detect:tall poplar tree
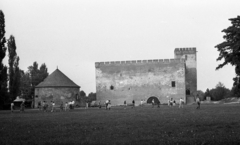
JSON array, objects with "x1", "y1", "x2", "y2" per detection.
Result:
[
  {"x1": 215, "y1": 16, "x2": 240, "y2": 96},
  {"x1": 0, "y1": 10, "x2": 8, "y2": 108},
  {"x1": 8, "y1": 35, "x2": 20, "y2": 101}
]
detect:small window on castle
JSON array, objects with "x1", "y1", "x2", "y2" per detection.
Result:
[
  {"x1": 35, "y1": 95, "x2": 38, "y2": 98},
  {"x1": 110, "y1": 85, "x2": 114, "y2": 90},
  {"x1": 171, "y1": 81, "x2": 176, "y2": 87},
  {"x1": 186, "y1": 89, "x2": 190, "y2": 95}
]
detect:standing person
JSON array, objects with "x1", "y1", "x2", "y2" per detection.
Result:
[
  {"x1": 72, "y1": 100, "x2": 75, "y2": 109},
  {"x1": 105, "y1": 100, "x2": 109, "y2": 110},
  {"x1": 157, "y1": 101, "x2": 160, "y2": 108},
  {"x1": 98, "y1": 101, "x2": 101, "y2": 109},
  {"x1": 11, "y1": 102, "x2": 14, "y2": 113},
  {"x1": 196, "y1": 97, "x2": 200, "y2": 109},
  {"x1": 179, "y1": 98, "x2": 184, "y2": 108},
  {"x1": 152, "y1": 99, "x2": 155, "y2": 108},
  {"x1": 51, "y1": 101, "x2": 55, "y2": 112},
  {"x1": 107, "y1": 100, "x2": 111, "y2": 110},
  {"x1": 65, "y1": 102, "x2": 68, "y2": 111},
  {"x1": 60, "y1": 102, "x2": 64, "y2": 111},
  {"x1": 124, "y1": 100, "x2": 127, "y2": 109},
  {"x1": 140, "y1": 100, "x2": 143, "y2": 107},
  {"x1": 170, "y1": 98, "x2": 173, "y2": 107},
  {"x1": 42, "y1": 101, "x2": 46, "y2": 112},
  {"x1": 38, "y1": 101, "x2": 42, "y2": 110},
  {"x1": 20, "y1": 101, "x2": 25, "y2": 112},
  {"x1": 132, "y1": 100, "x2": 135, "y2": 108},
  {"x1": 173, "y1": 100, "x2": 176, "y2": 106}
]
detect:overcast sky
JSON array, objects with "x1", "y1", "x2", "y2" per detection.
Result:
[{"x1": 1, "y1": 0, "x2": 239, "y2": 94}]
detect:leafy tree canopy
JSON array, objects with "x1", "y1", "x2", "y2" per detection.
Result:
[{"x1": 215, "y1": 16, "x2": 240, "y2": 96}]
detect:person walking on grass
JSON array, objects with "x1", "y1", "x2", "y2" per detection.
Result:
[
  {"x1": 152, "y1": 99, "x2": 155, "y2": 108},
  {"x1": 107, "y1": 100, "x2": 111, "y2": 110},
  {"x1": 124, "y1": 100, "x2": 127, "y2": 109},
  {"x1": 196, "y1": 97, "x2": 200, "y2": 109},
  {"x1": 105, "y1": 100, "x2": 109, "y2": 110},
  {"x1": 60, "y1": 102, "x2": 64, "y2": 111},
  {"x1": 179, "y1": 98, "x2": 184, "y2": 108},
  {"x1": 65, "y1": 102, "x2": 68, "y2": 111},
  {"x1": 20, "y1": 101, "x2": 25, "y2": 112},
  {"x1": 51, "y1": 101, "x2": 55, "y2": 112},
  {"x1": 140, "y1": 100, "x2": 143, "y2": 107},
  {"x1": 157, "y1": 101, "x2": 160, "y2": 108},
  {"x1": 11, "y1": 102, "x2": 14, "y2": 113},
  {"x1": 132, "y1": 100, "x2": 135, "y2": 109},
  {"x1": 99, "y1": 101, "x2": 101, "y2": 109}
]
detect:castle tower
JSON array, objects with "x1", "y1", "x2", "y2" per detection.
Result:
[{"x1": 174, "y1": 48, "x2": 197, "y2": 103}]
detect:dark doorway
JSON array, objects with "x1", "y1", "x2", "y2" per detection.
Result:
[{"x1": 147, "y1": 96, "x2": 160, "y2": 104}]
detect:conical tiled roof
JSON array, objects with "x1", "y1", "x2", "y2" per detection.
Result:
[{"x1": 35, "y1": 69, "x2": 80, "y2": 88}]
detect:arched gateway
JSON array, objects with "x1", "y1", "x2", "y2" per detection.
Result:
[{"x1": 147, "y1": 96, "x2": 160, "y2": 104}]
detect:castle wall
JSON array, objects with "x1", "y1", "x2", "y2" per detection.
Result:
[
  {"x1": 95, "y1": 59, "x2": 186, "y2": 106},
  {"x1": 34, "y1": 87, "x2": 79, "y2": 107}
]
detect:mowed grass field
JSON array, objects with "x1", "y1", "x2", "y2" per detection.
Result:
[{"x1": 1, "y1": 104, "x2": 240, "y2": 145}]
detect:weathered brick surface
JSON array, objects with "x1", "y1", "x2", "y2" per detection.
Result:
[
  {"x1": 95, "y1": 59, "x2": 186, "y2": 106},
  {"x1": 34, "y1": 87, "x2": 79, "y2": 107},
  {"x1": 95, "y1": 48, "x2": 197, "y2": 105}
]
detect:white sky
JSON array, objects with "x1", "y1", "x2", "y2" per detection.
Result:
[{"x1": 1, "y1": 0, "x2": 239, "y2": 94}]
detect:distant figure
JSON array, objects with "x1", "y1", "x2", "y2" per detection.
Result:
[
  {"x1": 168, "y1": 99, "x2": 170, "y2": 106},
  {"x1": 60, "y1": 102, "x2": 64, "y2": 111},
  {"x1": 51, "y1": 101, "x2": 55, "y2": 112},
  {"x1": 170, "y1": 98, "x2": 173, "y2": 107},
  {"x1": 152, "y1": 99, "x2": 155, "y2": 108},
  {"x1": 38, "y1": 101, "x2": 42, "y2": 110},
  {"x1": 179, "y1": 98, "x2": 184, "y2": 108},
  {"x1": 107, "y1": 100, "x2": 111, "y2": 110},
  {"x1": 11, "y1": 102, "x2": 14, "y2": 113},
  {"x1": 65, "y1": 102, "x2": 68, "y2": 111},
  {"x1": 99, "y1": 101, "x2": 101, "y2": 109},
  {"x1": 71, "y1": 100, "x2": 75, "y2": 109},
  {"x1": 124, "y1": 100, "x2": 127, "y2": 109},
  {"x1": 173, "y1": 100, "x2": 176, "y2": 106},
  {"x1": 42, "y1": 101, "x2": 46, "y2": 112},
  {"x1": 140, "y1": 100, "x2": 143, "y2": 106},
  {"x1": 157, "y1": 101, "x2": 160, "y2": 108},
  {"x1": 20, "y1": 101, "x2": 25, "y2": 112},
  {"x1": 105, "y1": 100, "x2": 109, "y2": 110},
  {"x1": 123, "y1": 100, "x2": 127, "y2": 109},
  {"x1": 196, "y1": 97, "x2": 200, "y2": 109},
  {"x1": 132, "y1": 100, "x2": 135, "y2": 108}
]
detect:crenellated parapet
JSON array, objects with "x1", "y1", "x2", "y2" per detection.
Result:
[
  {"x1": 174, "y1": 47, "x2": 196, "y2": 55},
  {"x1": 95, "y1": 58, "x2": 185, "y2": 68}
]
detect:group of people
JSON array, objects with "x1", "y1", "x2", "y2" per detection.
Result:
[
  {"x1": 37, "y1": 100, "x2": 75, "y2": 112},
  {"x1": 10, "y1": 101, "x2": 25, "y2": 113}
]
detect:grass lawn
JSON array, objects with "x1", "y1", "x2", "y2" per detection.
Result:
[{"x1": 0, "y1": 104, "x2": 240, "y2": 145}]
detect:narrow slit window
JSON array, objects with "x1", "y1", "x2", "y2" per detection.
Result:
[{"x1": 171, "y1": 81, "x2": 176, "y2": 87}]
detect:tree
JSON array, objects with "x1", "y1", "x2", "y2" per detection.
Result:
[
  {"x1": 206, "y1": 82, "x2": 231, "y2": 101},
  {"x1": 0, "y1": 10, "x2": 8, "y2": 108},
  {"x1": 8, "y1": 35, "x2": 21, "y2": 101},
  {"x1": 215, "y1": 16, "x2": 240, "y2": 97},
  {"x1": 79, "y1": 90, "x2": 86, "y2": 97},
  {"x1": 19, "y1": 71, "x2": 31, "y2": 99},
  {"x1": 27, "y1": 62, "x2": 48, "y2": 98},
  {"x1": 88, "y1": 92, "x2": 96, "y2": 102}
]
